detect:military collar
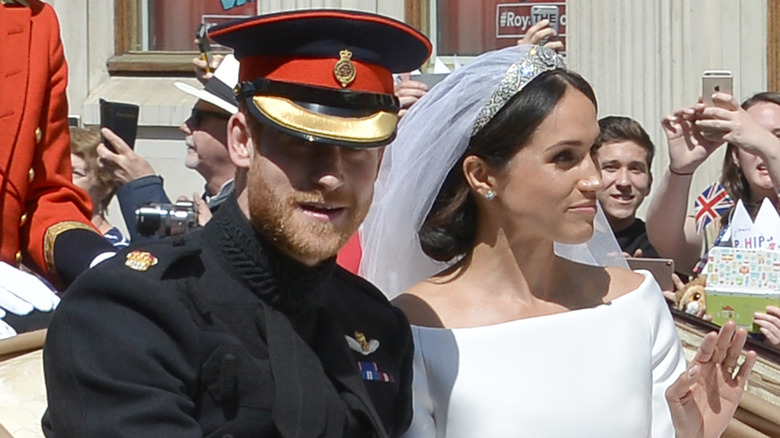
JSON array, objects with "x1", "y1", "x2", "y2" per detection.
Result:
[{"x1": 202, "y1": 194, "x2": 336, "y2": 313}]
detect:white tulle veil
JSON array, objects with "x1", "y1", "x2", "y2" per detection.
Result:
[{"x1": 359, "y1": 45, "x2": 627, "y2": 298}]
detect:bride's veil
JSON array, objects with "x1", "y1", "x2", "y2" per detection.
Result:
[{"x1": 359, "y1": 45, "x2": 627, "y2": 299}]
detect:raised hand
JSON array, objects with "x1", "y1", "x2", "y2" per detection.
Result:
[
  {"x1": 97, "y1": 128, "x2": 156, "y2": 185},
  {"x1": 696, "y1": 93, "x2": 780, "y2": 159},
  {"x1": 395, "y1": 73, "x2": 428, "y2": 118},
  {"x1": 661, "y1": 104, "x2": 724, "y2": 175},
  {"x1": 666, "y1": 320, "x2": 757, "y2": 438},
  {"x1": 517, "y1": 19, "x2": 564, "y2": 52}
]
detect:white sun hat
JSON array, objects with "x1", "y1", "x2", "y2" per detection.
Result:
[{"x1": 175, "y1": 54, "x2": 240, "y2": 115}]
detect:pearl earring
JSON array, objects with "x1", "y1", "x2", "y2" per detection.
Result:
[{"x1": 485, "y1": 190, "x2": 496, "y2": 200}]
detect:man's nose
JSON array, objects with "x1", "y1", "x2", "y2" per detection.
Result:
[{"x1": 312, "y1": 146, "x2": 346, "y2": 191}]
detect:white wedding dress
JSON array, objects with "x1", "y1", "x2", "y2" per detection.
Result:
[{"x1": 403, "y1": 271, "x2": 686, "y2": 438}]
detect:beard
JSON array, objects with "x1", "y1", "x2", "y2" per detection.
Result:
[{"x1": 246, "y1": 163, "x2": 369, "y2": 265}]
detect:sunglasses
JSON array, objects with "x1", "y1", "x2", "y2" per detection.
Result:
[{"x1": 189, "y1": 108, "x2": 231, "y2": 127}]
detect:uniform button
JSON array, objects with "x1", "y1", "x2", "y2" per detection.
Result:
[
  {"x1": 15, "y1": 251, "x2": 22, "y2": 265},
  {"x1": 35, "y1": 127, "x2": 43, "y2": 143},
  {"x1": 28, "y1": 167, "x2": 35, "y2": 182},
  {"x1": 19, "y1": 213, "x2": 27, "y2": 226}
]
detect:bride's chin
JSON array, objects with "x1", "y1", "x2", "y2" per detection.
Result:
[{"x1": 554, "y1": 228, "x2": 595, "y2": 245}]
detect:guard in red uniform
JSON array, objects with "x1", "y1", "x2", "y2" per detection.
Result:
[{"x1": 0, "y1": 0, "x2": 114, "y2": 332}]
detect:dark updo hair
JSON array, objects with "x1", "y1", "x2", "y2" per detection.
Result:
[
  {"x1": 720, "y1": 91, "x2": 780, "y2": 222},
  {"x1": 418, "y1": 69, "x2": 598, "y2": 262}
]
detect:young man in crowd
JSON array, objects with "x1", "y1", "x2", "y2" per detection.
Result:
[
  {"x1": 43, "y1": 10, "x2": 431, "y2": 437},
  {"x1": 593, "y1": 116, "x2": 660, "y2": 258}
]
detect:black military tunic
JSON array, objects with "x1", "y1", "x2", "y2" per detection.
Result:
[{"x1": 42, "y1": 195, "x2": 413, "y2": 437}]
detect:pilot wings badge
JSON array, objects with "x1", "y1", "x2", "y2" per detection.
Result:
[{"x1": 345, "y1": 331, "x2": 379, "y2": 356}]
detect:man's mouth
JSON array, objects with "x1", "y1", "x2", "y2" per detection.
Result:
[
  {"x1": 609, "y1": 193, "x2": 635, "y2": 204},
  {"x1": 298, "y1": 202, "x2": 346, "y2": 221}
]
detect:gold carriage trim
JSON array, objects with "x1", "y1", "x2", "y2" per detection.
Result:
[{"x1": 252, "y1": 95, "x2": 398, "y2": 144}]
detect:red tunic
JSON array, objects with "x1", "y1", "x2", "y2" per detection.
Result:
[{"x1": 0, "y1": 0, "x2": 97, "y2": 281}]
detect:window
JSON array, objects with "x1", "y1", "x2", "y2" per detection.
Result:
[{"x1": 111, "y1": 0, "x2": 259, "y2": 73}]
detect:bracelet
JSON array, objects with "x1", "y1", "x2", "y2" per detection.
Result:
[{"x1": 668, "y1": 165, "x2": 694, "y2": 176}]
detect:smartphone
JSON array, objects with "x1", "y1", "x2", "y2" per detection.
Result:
[
  {"x1": 626, "y1": 257, "x2": 675, "y2": 291},
  {"x1": 701, "y1": 70, "x2": 733, "y2": 107},
  {"x1": 530, "y1": 5, "x2": 560, "y2": 44},
  {"x1": 99, "y1": 98, "x2": 139, "y2": 151},
  {"x1": 196, "y1": 23, "x2": 213, "y2": 74},
  {"x1": 410, "y1": 73, "x2": 448, "y2": 89}
]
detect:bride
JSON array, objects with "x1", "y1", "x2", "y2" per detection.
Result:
[{"x1": 360, "y1": 44, "x2": 756, "y2": 438}]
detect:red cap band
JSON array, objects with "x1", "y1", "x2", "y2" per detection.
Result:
[{"x1": 239, "y1": 55, "x2": 394, "y2": 94}]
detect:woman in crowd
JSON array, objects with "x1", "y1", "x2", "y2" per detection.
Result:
[
  {"x1": 360, "y1": 44, "x2": 755, "y2": 438},
  {"x1": 70, "y1": 126, "x2": 129, "y2": 248},
  {"x1": 646, "y1": 93, "x2": 780, "y2": 345}
]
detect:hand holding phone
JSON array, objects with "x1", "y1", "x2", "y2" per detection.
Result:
[
  {"x1": 99, "y1": 98, "x2": 139, "y2": 152},
  {"x1": 529, "y1": 5, "x2": 560, "y2": 45},
  {"x1": 196, "y1": 24, "x2": 214, "y2": 74},
  {"x1": 701, "y1": 70, "x2": 733, "y2": 107}
]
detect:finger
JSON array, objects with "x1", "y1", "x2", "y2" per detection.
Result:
[
  {"x1": 0, "y1": 286, "x2": 34, "y2": 316},
  {"x1": 95, "y1": 144, "x2": 120, "y2": 166},
  {"x1": 754, "y1": 319, "x2": 780, "y2": 346},
  {"x1": 711, "y1": 320, "x2": 737, "y2": 364},
  {"x1": 176, "y1": 195, "x2": 190, "y2": 203},
  {"x1": 723, "y1": 327, "x2": 748, "y2": 374},
  {"x1": 526, "y1": 18, "x2": 550, "y2": 36},
  {"x1": 395, "y1": 86, "x2": 428, "y2": 98},
  {"x1": 671, "y1": 273, "x2": 686, "y2": 291},
  {"x1": 100, "y1": 128, "x2": 132, "y2": 154},
  {"x1": 543, "y1": 40, "x2": 565, "y2": 52},
  {"x1": 632, "y1": 248, "x2": 643, "y2": 258},
  {"x1": 398, "y1": 96, "x2": 420, "y2": 110},
  {"x1": 765, "y1": 306, "x2": 780, "y2": 317},
  {"x1": 735, "y1": 350, "x2": 757, "y2": 385},
  {"x1": 665, "y1": 362, "x2": 699, "y2": 402},
  {"x1": 711, "y1": 92, "x2": 739, "y2": 110},
  {"x1": 532, "y1": 28, "x2": 556, "y2": 42},
  {"x1": 398, "y1": 72, "x2": 411, "y2": 82},
  {"x1": 692, "y1": 331, "x2": 718, "y2": 364}
]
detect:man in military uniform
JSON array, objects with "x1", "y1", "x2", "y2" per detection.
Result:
[
  {"x1": 0, "y1": 0, "x2": 115, "y2": 336},
  {"x1": 43, "y1": 10, "x2": 431, "y2": 437}
]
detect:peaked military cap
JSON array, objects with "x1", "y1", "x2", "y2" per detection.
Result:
[{"x1": 208, "y1": 9, "x2": 431, "y2": 148}]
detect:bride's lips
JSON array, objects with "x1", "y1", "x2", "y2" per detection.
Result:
[{"x1": 569, "y1": 200, "x2": 597, "y2": 214}]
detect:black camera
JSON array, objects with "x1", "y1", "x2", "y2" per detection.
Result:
[{"x1": 135, "y1": 201, "x2": 198, "y2": 237}]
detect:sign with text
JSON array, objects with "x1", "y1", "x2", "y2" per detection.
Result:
[{"x1": 496, "y1": 2, "x2": 567, "y2": 47}]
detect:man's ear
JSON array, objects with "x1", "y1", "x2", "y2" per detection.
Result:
[
  {"x1": 645, "y1": 172, "x2": 653, "y2": 196},
  {"x1": 227, "y1": 112, "x2": 253, "y2": 169},
  {"x1": 462, "y1": 155, "x2": 496, "y2": 198},
  {"x1": 373, "y1": 148, "x2": 385, "y2": 182}
]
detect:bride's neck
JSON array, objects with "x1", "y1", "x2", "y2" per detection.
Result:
[{"x1": 459, "y1": 230, "x2": 561, "y2": 301}]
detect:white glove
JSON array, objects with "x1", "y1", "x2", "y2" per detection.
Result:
[
  {"x1": 0, "y1": 262, "x2": 60, "y2": 316},
  {"x1": 0, "y1": 317, "x2": 17, "y2": 340}
]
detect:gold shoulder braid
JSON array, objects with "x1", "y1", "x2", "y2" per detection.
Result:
[
  {"x1": 1, "y1": 0, "x2": 31, "y2": 7},
  {"x1": 44, "y1": 221, "x2": 101, "y2": 276}
]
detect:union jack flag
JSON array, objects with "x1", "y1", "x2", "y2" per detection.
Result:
[{"x1": 694, "y1": 182, "x2": 733, "y2": 233}]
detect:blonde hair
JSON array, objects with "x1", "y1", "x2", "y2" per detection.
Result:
[{"x1": 70, "y1": 126, "x2": 116, "y2": 212}]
